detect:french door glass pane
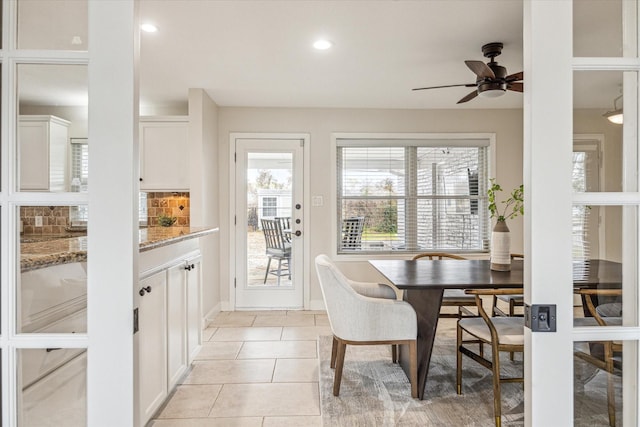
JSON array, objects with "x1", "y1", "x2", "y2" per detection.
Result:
[
  {"x1": 572, "y1": 205, "x2": 637, "y2": 327},
  {"x1": 17, "y1": 0, "x2": 87, "y2": 50},
  {"x1": 18, "y1": 206, "x2": 87, "y2": 334},
  {"x1": 573, "y1": 0, "x2": 626, "y2": 57},
  {"x1": 246, "y1": 152, "x2": 293, "y2": 287},
  {"x1": 17, "y1": 64, "x2": 88, "y2": 193},
  {"x1": 19, "y1": 348, "x2": 86, "y2": 426},
  {"x1": 574, "y1": 339, "x2": 637, "y2": 426}
]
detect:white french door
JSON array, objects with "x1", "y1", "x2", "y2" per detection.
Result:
[
  {"x1": 233, "y1": 136, "x2": 306, "y2": 309},
  {"x1": 526, "y1": 1, "x2": 640, "y2": 426}
]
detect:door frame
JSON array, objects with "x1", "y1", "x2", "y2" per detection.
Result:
[{"x1": 228, "y1": 133, "x2": 311, "y2": 310}]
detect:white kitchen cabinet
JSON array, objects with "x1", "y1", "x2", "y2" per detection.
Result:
[
  {"x1": 186, "y1": 257, "x2": 202, "y2": 362},
  {"x1": 135, "y1": 270, "x2": 167, "y2": 427},
  {"x1": 135, "y1": 245, "x2": 204, "y2": 427},
  {"x1": 19, "y1": 115, "x2": 70, "y2": 191},
  {"x1": 167, "y1": 263, "x2": 188, "y2": 390},
  {"x1": 139, "y1": 117, "x2": 189, "y2": 191}
]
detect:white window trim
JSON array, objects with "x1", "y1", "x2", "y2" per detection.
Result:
[{"x1": 330, "y1": 132, "x2": 496, "y2": 260}]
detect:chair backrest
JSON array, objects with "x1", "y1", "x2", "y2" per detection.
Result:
[
  {"x1": 412, "y1": 252, "x2": 466, "y2": 261},
  {"x1": 261, "y1": 218, "x2": 288, "y2": 250},
  {"x1": 510, "y1": 253, "x2": 524, "y2": 260},
  {"x1": 341, "y1": 217, "x2": 365, "y2": 249},
  {"x1": 275, "y1": 216, "x2": 290, "y2": 231}
]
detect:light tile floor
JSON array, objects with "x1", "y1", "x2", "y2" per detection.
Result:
[{"x1": 149, "y1": 310, "x2": 329, "y2": 427}]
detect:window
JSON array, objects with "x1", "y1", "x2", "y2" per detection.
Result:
[
  {"x1": 262, "y1": 196, "x2": 277, "y2": 217},
  {"x1": 70, "y1": 138, "x2": 89, "y2": 223},
  {"x1": 336, "y1": 135, "x2": 492, "y2": 254}
]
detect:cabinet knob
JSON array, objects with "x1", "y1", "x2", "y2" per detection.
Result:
[
  {"x1": 184, "y1": 263, "x2": 195, "y2": 271},
  {"x1": 139, "y1": 177, "x2": 143, "y2": 182},
  {"x1": 139, "y1": 285, "x2": 152, "y2": 296}
]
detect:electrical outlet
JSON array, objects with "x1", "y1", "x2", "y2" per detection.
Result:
[{"x1": 35, "y1": 216, "x2": 43, "y2": 227}]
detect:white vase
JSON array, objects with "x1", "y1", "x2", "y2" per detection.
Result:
[{"x1": 490, "y1": 220, "x2": 511, "y2": 271}]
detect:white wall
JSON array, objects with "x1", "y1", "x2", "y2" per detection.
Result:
[
  {"x1": 188, "y1": 89, "x2": 221, "y2": 319},
  {"x1": 217, "y1": 107, "x2": 525, "y2": 307}
]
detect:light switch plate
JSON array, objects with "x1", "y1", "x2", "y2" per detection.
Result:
[{"x1": 312, "y1": 196, "x2": 324, "y2": 207}]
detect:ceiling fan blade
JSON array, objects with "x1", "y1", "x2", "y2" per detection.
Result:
[
  {"x1": 457, "y1": 90, "x2": 479, "y2": 104},
  {"x1": 464, "y1": 60, "x2": 495, "y2": 79},
  {"x1": 412, "y1": 83, "x2": 476, "y2": 91},
  {"x1": 505, "y1": 71, "x2": 523, "y2": 82},
  {"x1": 507, "y1": 82, "x2": 523, "y2": 92}
]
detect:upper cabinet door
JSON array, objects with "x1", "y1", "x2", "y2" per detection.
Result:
[{"x1": 139, "y1": 118, "x2": 189, "y2": 191}]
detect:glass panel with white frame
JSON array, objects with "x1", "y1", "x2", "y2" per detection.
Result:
[
  {"x1": 17, "y1": 0, "x2": 87, "y2": 50},
  {"x1": 574, "y1": 339, "x2": 638, "y2": 426},
  {"x1": 17, "y1": 205, "x2": 87, "y2": 334},
  {"x1": 574, "y1": 0, "x2": 628, "y2": 58},
  {"x1": 17, "y1": 63, "x2": 88, "y2": 193}
]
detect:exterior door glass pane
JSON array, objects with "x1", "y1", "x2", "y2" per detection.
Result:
[
  {"x1": 246, "y1": 153, "x2": 293, "y2": 288},
  {"x1": 17, "y1": 64, "x2": 88, "y2": 193},
  {"x1": 574, "y1": 0, "x2": 626, "y2": 57},
  {"x1": 18, "y1": 206, "x2": 87, "y2": 334},
  {"x1": 18, "y1": 348, "x2": 86, "y2": 426},
  {"x1": 17, "y1": 0, "x2": 87, "y2": 50}
]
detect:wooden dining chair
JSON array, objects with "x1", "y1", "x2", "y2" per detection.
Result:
[
  {"x1": 492, "y1": 253, "x2": 525, "y2": 317},
  {"x1": 261, "y1": 218, "x2": 291, "y2": 285},
  {"x1": 457, "y1": 288, "x2": 525, "y2": 427},
  {"x1": 412, "y1": 252, "x2": 476, "y2": 319},
  {"x1": 574, "y1": 288, "x2": 623, "y2": 427}
]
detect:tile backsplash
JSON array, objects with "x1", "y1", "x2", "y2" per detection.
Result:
[
  {"x1": 21, "y1": 206, "x2": 70, "y2": 235},
  {"x1": 146, "y1": 192, "x2": 190, "y2": 227}
]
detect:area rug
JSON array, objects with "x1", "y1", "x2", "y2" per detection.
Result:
[
  {"x1": 318, "y1": 335, "x2": 524, "y2": 426},
  {"x1": 318, "y1": 336, "x2": 619, "y2": 426}
]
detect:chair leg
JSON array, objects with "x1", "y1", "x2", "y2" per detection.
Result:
[
  {"x1": 276, "y1": 258, "x2": 283, "y2": 286},
  {"x1": 456, "y1": 322, "x2": 463, "y2": 395},
  {"x1": 263, "y1": 257, "x2": 272, "y2": 284},
  {"x1": 492, "y1": 295, "x2": 498, "y2": 316},
  {"x1": 333, "y1": 339, "x2": 347, "y2": 396},
  {"x1": 508, "y1": 300, "x2": 516, "y2": 361},
  {"x1": 330, "y1": 336, "x2": 338, "y2": 369},
  {"x1": 409, "y1": 340, "x2": 418, "y2": 398},
  {"x1": 287, "y1": 256, "x2": 291, "y2": 279},
  {"x1": 392, "y1": 344, "x2": 398, "y2": 363},
  {"x1": 491, "y1": 344, "x2": 503, "y2": 427},
  {"x1": 604, "y1": 343, "x2": 616, "y2": 427}
]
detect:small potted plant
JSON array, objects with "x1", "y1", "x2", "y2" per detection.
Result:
[
  {"x1": 487, "y1": 178, "x2": 524, "y2": 271},
  {"x1": 157, "y1": 213, "x2": 177, "y2": 227}
]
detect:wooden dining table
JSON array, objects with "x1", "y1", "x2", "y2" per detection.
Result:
[{"x1": 369, "y1": 258, "x2": 622, "y2": 400}]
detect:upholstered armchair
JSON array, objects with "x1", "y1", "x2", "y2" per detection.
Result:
[{"x1": 314, "y1": 254, "x2": 418, "y2": 398}]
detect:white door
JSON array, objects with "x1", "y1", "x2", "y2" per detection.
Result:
[
  {"x1": 526, "y1": 1, "x2": 640, "y2": 426},
  {"x1": 234, "y1": 137, "x2": 305, "y2": 309}
]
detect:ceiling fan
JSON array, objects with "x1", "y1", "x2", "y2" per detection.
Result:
[{"x1": 412, "y1": 42, "x2": 523, "y2": 104}]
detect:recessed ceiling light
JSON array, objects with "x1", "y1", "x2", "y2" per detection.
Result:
[
  {"x1": 313, "y1": 39, "x2": 333, "y2": 50},
  {"x1": 140, "y1": 23, "x2": 158, "y2": 33}
]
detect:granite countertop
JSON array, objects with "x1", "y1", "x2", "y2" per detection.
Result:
[{"x1": 20, "y1": 226, "x2": 218, "y2": 272}]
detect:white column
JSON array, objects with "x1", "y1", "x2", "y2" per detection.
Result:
[{"x1": 88, "y1": 1, "x2": 139, "y2": 425}]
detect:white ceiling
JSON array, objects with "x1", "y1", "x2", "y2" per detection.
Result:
[
  {"x1": 18, "y1": 1, "x2": 625, "y2": 111},
  {"x1": 138, "y1": 0, "x2": 526, "y2": 110}
]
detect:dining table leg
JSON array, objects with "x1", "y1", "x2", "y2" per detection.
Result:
[{"x1": 398, "y1": 288, "x2": 444, "y2": 400}]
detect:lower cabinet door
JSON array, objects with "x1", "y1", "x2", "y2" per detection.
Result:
[
  {"x1": 167, "y1": 264, "x2": 188, "y2": 390},
  {"x1": 136, "y1": 271, "x2": 167, "y2": 427},
  {"x1": 186, "y1": 259, "x2": 202, "y2": 362}
]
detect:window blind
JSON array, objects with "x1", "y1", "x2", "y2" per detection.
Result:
[{"x1": 337, "y1": 138, "x2": 491, "y2": 254}]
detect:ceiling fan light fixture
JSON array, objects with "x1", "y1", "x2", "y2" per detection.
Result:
[
  {"x1": 479, "y1": 88, "x2": 506, "y2": 98},
  {"x1": 604, "y1": 109, "x2": 623, "y2": 124},
  {"x1": 603, "y1": 94, "x2": 623, "y2": 124}
]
